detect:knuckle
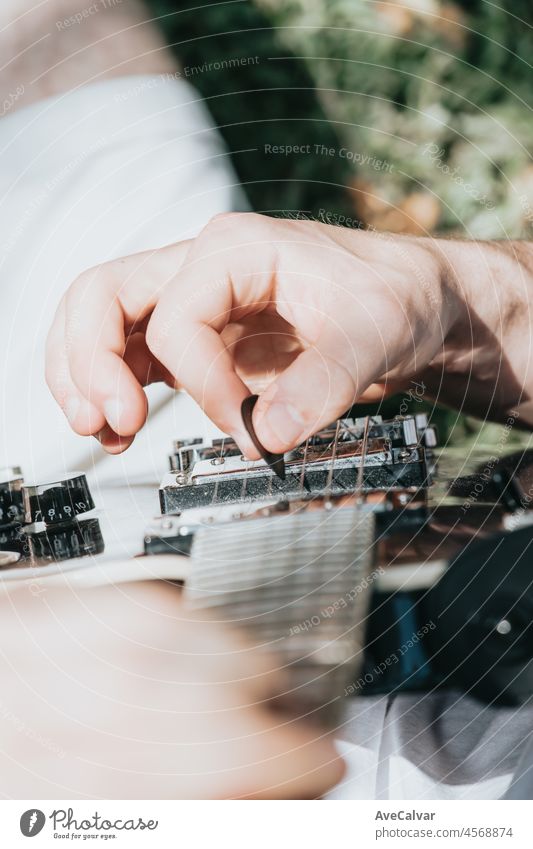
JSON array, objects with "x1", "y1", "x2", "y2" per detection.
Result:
[
  {"x1": 66, "y1": 262, "x2": 112, "y2": 306},
  {"x1": 208, "y1": 211, "x2": 240, "y2": 226},
  {"x1": 198, "y1": 212, "x2": 241, "y2": 243},
  {"x1": 207, "y1": 211, "x2": 249, "y2": 228},
  {"x1": 201, "y1": 211, "x2": 271, "y2": 245},
  {"x1": 68, "y1": 268, "x2": 94, "y2": 299}
]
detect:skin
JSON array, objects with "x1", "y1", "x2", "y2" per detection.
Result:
[
  {"x1": 0, "y1": 582, "x2": 344, "y2": 799},
  {"x1": 0, "y1": 0, "x2": 175, "y2": 109},
  {"x1": 46, "y1": 213, "x2": 533, "y2": 458}
]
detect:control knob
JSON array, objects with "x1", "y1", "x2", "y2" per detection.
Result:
[{"x1": 23, "y1": 472, "x2": 94, "y2": 525}]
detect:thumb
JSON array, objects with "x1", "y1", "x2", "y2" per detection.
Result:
[
  {"x1": 250, "y1": 293, "x2": 405, "y2": 453},
  {"x1": 251, "y1": 346, "x2": 363, "y2": 454}
]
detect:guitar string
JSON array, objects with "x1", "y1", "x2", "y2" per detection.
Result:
[
  {"x1": 299, "y1": 438, "x2": 310, "y2": 493},
  {"x1": 325, "y1": 419, "x2": 341, "y2": 501},
  {"x1": 355, "y1": 415, "x2": 370, "y2": 504}
]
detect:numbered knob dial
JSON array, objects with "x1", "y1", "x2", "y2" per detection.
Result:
[
  {"x1": 27, "y1": 517, "x2": 104, "y2": 562},
  {"x1": 0, "y1": 468, "x2": 25, "y2": 527},
  {"x1": 23, "y1": 473, "x2": 95, "y2": 525}
]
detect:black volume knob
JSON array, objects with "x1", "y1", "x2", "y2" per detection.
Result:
[
  {"x1": 0, "y1": 522, "x2": 27, "y2": 556},
  {"x1": 0, "y1": 468, "x2": 25, "y2": 527},
  {"x1": 27, "y1": 517, "x2": 104, "y2": 562},
  {"x1": 23, "y1": 473, "x2": 104, "y2": 564},
  {"x1": 23, "y1": 473, "x2": 95, "y2": 525},
  {"x1": 0, "y1": 468, "x2": 27, "y2": 556}
]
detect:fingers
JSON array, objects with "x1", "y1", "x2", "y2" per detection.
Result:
[
  {"x1": 147, "y1": 213, "x2": 411, "y2": 456},
  {"x1": 45, "y1": 298, "x2": 106, "y2": 435},
  {"x1": 251, "y1": 320, "x2": 385, "y2": 453},
  {"x1": 48, "y1": 281, "x2": 148, "y2": 439},
  {"x1": 46, "y1": 242, "x2": 190, "y2": 447},
  {"x1": 252, "y1": 306, "x2": 413, "y2": 453},
  {"x1": 190, "y1": 328, "x2": 259, "y2": 455},
  {"x1": 64, "y1": 267, "x2": 150, "y2": 438},
  {"x1": 123, "y1": 332, "x2": 177, "y2": 388},
  {"x1": 251, "y1": 350, "x2": 356, "y2": 453},
  {"x1": 150, "y1": 311, "x2": 259, "y2": 457},
  {"x1": 147, "y1": 214, "x2": 281, "y2": 458},
  {"x1": 46, "y1": 304, "x2": 144, "y2": 453},
  {"x1": 49, "y1": 212, "x2": 432, "y2": 458},
  {"x1": 94, "y1": 424, "x2": 135, "y2": 454}
]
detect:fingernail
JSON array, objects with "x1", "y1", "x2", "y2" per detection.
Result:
[
  {"x1": 103, "y1": 398, "x2": 125, "y2": 433},
  {"x1": 64, "y1": 396, "x2": 80, "y2": 425},
  {"x1": 259, "y1": 401, "x2": 306, "y2": 449}
]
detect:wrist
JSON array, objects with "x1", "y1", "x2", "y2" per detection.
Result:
[
  {"x1": 426, "y1": 237, "x2": 533, "y2": 423},
  {"x1": 432, "y1": 237, "x2": 525, "y2": 352}
]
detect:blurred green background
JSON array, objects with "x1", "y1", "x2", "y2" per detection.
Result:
[{"x1": 147, "y1": 0, "x2": 533, "y2": 450}]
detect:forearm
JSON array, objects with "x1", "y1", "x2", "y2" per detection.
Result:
[
  {"x1": 0, "y1": 0, "x2": 176, "y2": 110},
  {"x1": 425, "y1": 237, "x2": 533, "y2": 427}
]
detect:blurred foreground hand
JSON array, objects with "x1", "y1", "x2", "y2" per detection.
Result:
[{"x1": 0, "y1": 581, "x2": 343, "y2": 799}]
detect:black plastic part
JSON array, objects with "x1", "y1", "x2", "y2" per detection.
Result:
[
  {"x1": 24, "y1": 474, "x2": 95, "y2": 524},
  {"x1": 490, "y1": 468, "x2": 525, "y2": 512},
  {"x1": 358, "y1": 590, "x2": 439, "y2": 696},
  {"x1": 425, "y1": 526, "x2": 533, "y2": 705},
  {"x1": 0, "y1": 475, "x2": 25, "y2": 526},
  {"x1": 241, "y1": 394, "x2": 286, "y2": 481},
  {"x1": 27, "y1": 517, "x2": 104, "y2": 563},
  {"x1": 375, "y1": 505, "x2": 428, "y2": 537},
  {"x1": 143, "y1": 533, "x2": 193, "y2": 557},
  {"x1": 0, "y1": 521, "x2": 28, "y2": 556},
  {"x1": 0, "y1": 473, "x2": 28, "y2": 558},
  {"x1": 448, "y1": 448, "x2": 533, "y2": 511}
]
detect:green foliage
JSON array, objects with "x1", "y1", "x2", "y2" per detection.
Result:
[
  {"x1": 251, "y1": 0, "x2": 533, "y2": 238},
  {"x1": 148, "y1": 0, "x2": 354, "y2": 218},
  {"x1": 148, "y1": 2, "x2": 533, "y2": 237}
]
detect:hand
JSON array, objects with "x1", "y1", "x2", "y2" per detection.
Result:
[
  {"x1": 46, "y1": 245, "x2": 190, "y2": 453},
  {"x1": 0, "y1": 581, "x2": 344, "y2": 799},
  {"x1": 145, "y1": 214, "x2": 456, "y2": 458},
  {"x1": 46, "y1": 213, "x2": 458, "y2": 456},
  {"x1": 46, "y1": 213, "x2": 486, "y2": 457}
]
